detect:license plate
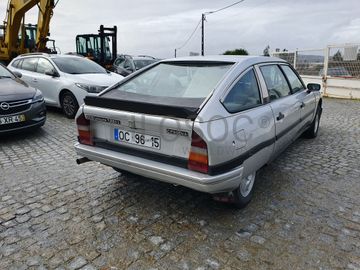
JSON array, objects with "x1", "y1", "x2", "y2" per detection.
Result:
[
  {"x1": 114, "y1": 128, "x2": 161, "y2": 150},
  {"x1": 0, "y1": 115, "x2": 26, "y2": 125}
]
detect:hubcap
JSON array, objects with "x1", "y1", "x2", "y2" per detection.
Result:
[
  {"x1": 63, "y1": 95, "x2": 76, "y2": 116},
  {"x1": 239, "y1": 172, "x2": 256, "y2": 197}
]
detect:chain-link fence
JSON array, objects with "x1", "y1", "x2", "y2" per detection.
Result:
[
  {"x1": 328, "y1": 45, "x2": 360, "y2": 79},
  {"x1": 272, "y1": 44, "x2": 360, "y2": 99},
  {"x1": 273, "y1": 44, "x2": 360, "y2": 79},
  {"x1": 295, "y1": 49, "x2": 325, "y2": 76}
]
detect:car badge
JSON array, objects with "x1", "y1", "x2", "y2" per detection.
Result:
[
  {"x1": 128, "y1": 121, "x2": 136, "y2": 129},
  {"x1": 0, "y1": 102, "x2": 10, "y2": 111}
]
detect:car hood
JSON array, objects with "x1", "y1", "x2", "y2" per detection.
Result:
[
  {"x1": 67, "y1": 72, "x2": 124, "y2": 87},
  {"x1": 0, "y1": 78, "x2": 35, "y2": 102}
]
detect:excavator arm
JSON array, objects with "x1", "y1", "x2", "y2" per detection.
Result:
[
  {"x1": 36, "y1": 0, "x2": 55, "y2": 51},
  {"x1": 0, "y1": 0, "x2": 56, "y2": 62}
]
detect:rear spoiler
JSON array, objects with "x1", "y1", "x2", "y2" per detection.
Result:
[{"x1": 84, "y1": 96, "x2": 199, "y2": 120}]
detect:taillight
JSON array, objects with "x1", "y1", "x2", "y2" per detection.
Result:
[
  {"x1": 76, "y1": 113, "x2": 93, "y2": 146},
  {"x1": 188, "y1": 131, "x2": 209, "y2": 174}
]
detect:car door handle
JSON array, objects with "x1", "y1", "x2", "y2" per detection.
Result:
[
  {"x1": 276, "y1": 112, "x2": 285, "y2": 121},
  {"x1": 32, "y1": 78, "x2": 38, "y2": 82},
  {"x1": 300, "y1": 102, "x2": 305, "y2": 109}
]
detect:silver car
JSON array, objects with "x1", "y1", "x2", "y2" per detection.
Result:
[{"x1": 74, "y1": 56, "x2": 322, "y2": 208}]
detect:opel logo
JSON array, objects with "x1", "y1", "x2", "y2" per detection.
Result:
[{"x1": 0, "y1": 102, "x2": 10, "y2": 111}]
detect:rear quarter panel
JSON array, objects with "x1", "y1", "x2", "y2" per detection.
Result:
[{"x1": 194, "y1": 103, "x2": 276, "y2": 177}]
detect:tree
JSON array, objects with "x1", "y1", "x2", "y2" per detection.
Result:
[
  {"x1": 263, "y1": 45, "x2": 270, "y2": 56},
  {"x1": 333, "y1": 50, "x2": 343, "y2": 61},
  {"x1": 223, "y1": 48, "x2": 249, "y2": 55}
]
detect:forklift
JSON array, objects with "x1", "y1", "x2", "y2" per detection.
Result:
[{"x1": 76, "y1": 25, "x2": 117, "y2": 70}]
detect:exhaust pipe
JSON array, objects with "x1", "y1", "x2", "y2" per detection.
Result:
[{"x1": 76, "y1": 157, "x2": 91, "y2": 165}]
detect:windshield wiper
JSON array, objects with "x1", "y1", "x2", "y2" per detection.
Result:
[{"x1": 0, "y1": 76, "x2": 12, "y2": 79}]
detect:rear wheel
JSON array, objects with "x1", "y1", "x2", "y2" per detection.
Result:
[
  {"x1": 304, "y1": 107, "x2": 321, "y2": 138},
  {"x1": 213, "y1": 171, "x2": 256, "y2": 209},
  {"x1": 232, "y1": 171, "x2": 256, "y2": 209},
  {"x1": 61, "y1": 91, "x2": 79, "y2": 119}
]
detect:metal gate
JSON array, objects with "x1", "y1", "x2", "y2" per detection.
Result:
[{"x1": 272, "y1": 43, "x2": 360, "y2": 99}]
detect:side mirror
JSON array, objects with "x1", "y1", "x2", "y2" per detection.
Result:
[
  {"x1": 307, "y1": 83, "x2": 321, "y2": 92},
  {"x1": 13, "y1": 71, "x2": 22, "y2": 78},
  {"x1": 45, "y1": 69, "x2": 60, "y2": 77}
]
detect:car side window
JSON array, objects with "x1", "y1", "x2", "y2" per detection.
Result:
[
  {"x1": 11, "y1": 60, "x2": 20, "y2": 68},
  {"x1": 223, "y1": 69, "x2": 262, "y2": 113},
  {"x1": 281, "y1": 65, "x2": 305, "y2": 93},
  {"x1": 21, "y1": 57, "x2": 38, "y2": 72},
  {"x1": 260, "y1": 65, "x2": 291, "y2": 101},
  {"x1": 37, "y1": 58, "x2": 54, "y2": 74}
]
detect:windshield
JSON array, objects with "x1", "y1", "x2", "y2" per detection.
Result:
[
  {"x1": 133, "y1": 59, "x2": 157, "y2": 70},
  {"x1": 52, "y1": 57, "x2": 107, "y2": 74},
  {"x1": 111, "y1": 62, "x2": 233, "y2": 100},
  {"x1": 0, "y1": 64, "x2": 14, "y2": 78}
]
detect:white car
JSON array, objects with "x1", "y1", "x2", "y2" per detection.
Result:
[{"x1": 8, "y1": 53, "x2": 124, "y2": 118}]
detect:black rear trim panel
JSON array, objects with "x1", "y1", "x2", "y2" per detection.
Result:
[{"x1": 84, "y1": 96, "x2": 199, "y2": 120}]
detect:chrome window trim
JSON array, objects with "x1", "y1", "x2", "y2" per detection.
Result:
[{"x1": 254, "y1": 64, "x2": 270, "y2": 103}]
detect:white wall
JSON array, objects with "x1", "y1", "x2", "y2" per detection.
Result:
[{"x1": 302, "y1": 76, "x2": 360, "y2": 99}]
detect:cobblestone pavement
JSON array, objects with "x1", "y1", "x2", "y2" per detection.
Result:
[{"x1": 0, "y1": 98, "x2": 359, "y2": 270}]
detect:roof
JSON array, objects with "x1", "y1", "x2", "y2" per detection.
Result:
[
  {"x1": 163, "y1": 55, "x2": 286, "y2": 65},
  {"x1": 15, "y1": 53, "x2": 84, "y2": 59}
]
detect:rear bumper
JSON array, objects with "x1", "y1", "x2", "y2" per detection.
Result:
[{"x1": 74, "y1": 143, "x2": 243, "y2": 194}]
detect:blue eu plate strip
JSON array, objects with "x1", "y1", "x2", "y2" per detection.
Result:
[{"x1": 114, "y1": 128, "x2": 119, "y2": 141}]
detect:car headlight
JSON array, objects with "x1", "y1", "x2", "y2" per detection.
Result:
[
  {"x1": 75, "y1": 83, "x2": 107, "y2": 93},
  {"x1": 33, "y1": 90, "x2": 44, "y2": 102}
]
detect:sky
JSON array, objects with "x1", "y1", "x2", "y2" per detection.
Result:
[{"x1": 0, "y1": 0, "x2": 359, "y2": 58}]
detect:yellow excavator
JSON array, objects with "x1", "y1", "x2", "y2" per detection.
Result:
[{"x1": 0, "y1": 0, "x2": 58, "y2": 64}]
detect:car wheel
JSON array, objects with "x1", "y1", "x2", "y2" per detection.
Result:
[
  {"x1": 304, "y1": 107, "x2": 321, "y2": 139},
  {"x1": 232, "y1": 171, "x2": 256, "y2": 209},
  {"x1": 61, "y1": 92, "x2": 79, "y2": 119}
]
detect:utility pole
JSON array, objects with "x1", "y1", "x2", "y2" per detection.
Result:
[
  {"x1": 200, "y1": 1, "x2": 245, "y2": 57},
  {"x1": 201, "y1": 14, "x2": 205, "y2": 56},
  {"x1": 174, "y1": 49, "x2": 177, "y2": 58}
]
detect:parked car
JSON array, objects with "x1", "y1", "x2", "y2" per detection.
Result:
[
  {"x1": 319, "y1": 67, "x2": 352, "y2": 78},
  {"x1": 74, "y1": 56, "x2": 322, "y2": 208},
  {"x1": 0, "y1": 63, "x2": 46, "y2": 134},
  {"x1": 114, "y1": 55, "x2": 158, "y2": 76},
  {"x1": 8, "y1": 53, "x2": 123, "y2": 118}
]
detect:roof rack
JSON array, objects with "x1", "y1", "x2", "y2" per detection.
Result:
[{"x1": 18, "y1": 52, "x2": 51, "y2": 57}]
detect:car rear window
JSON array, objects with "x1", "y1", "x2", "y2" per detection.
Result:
[{"x1": 105, "y1": 62, "x2": 233, "y2": 104}]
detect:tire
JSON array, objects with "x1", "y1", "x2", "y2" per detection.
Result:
[
  {"x1": 303, "y1": 107, "x2": 322, "y2": 139},
  {"x1": 60, "y1": 91, "x2": 79, "y2": 119},
  {"x1": 231, "y1": 171, "x2": 257, "y2": 209}
]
